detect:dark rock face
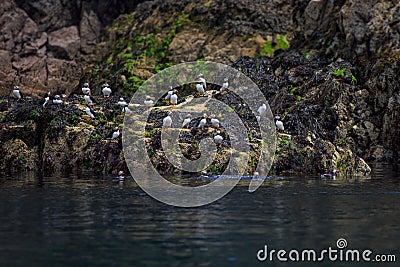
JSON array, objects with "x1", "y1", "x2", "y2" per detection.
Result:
[
  {"x1": 0, "y1": 95, "x2": 126, "y2": 174},
  {"x1": 233, "y1": 52, "x2": 373, "y2": 175},
  {"x1": 292, "y1": 0, "x2": 400, "y2": 62},
  {"x1": 0, "y1": 0, "x2": 145, "y2": 96},
  {"x1": 77, "y1": 0, "x2": 296, "y2": 96},
  {"x1": 234, "y1": 46, "x2": 399, "y2": 165},
  {"x1": 290, "y1": 0, "x2": 400, "y2": 163}
]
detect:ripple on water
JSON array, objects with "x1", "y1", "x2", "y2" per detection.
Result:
[{"x1": 0, "y1": 164, "x2": 399, "y2": 266}]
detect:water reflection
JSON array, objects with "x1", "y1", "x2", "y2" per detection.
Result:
[{"x1": 0, "y1": 164, "x2": 399, "y2": 266}]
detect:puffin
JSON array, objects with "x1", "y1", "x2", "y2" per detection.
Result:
[
  {"x1": 52, "y1": 95, "x2": 63, "y2": 105},
  {"x1": 210, "y1": 114, "x2": 220, "y2": 128},
  {"x1": 196, "y1": 82, "x2": 205, "y2": 96},
  {"x1": 182, "y1": 114, "x2": 192, "y2": 128},
  {"x1": 163, "y1": 111, "x2": 173, "y2": 132},
  {"x1": 42, "y1": 92, "x2": 50, "y2": 108},
  {"x1": 112, "y1": 127, "x2": 120, "y2": 139},
  {"x1": 164, "y1": 86, "x2": 174, "y2": 104},
  {"x1": 258, "y1": 103, "x2": 267, "y2": 117},
  {"x1": 12, "y1": 86, "x2": 22, "y2": 99},
  {"x1": 274, "y1": 115, "x2": 284, "y2": 131},
  {"x1": 117, "y1": 97, "x2": 128, "y2": 109},
  {"x1": 118, "y1": 170, "x2": 125, "y2": 180},
  {"x1": 82, "y1": 82, "x2": 91, "y2": 95},
  {"x1": 198, "y1": 114, "x2": 207, "y2": 128},
  {"x1": 321, "y1": 169, "x2": 337, "y2": 179},
  {"x1": 102, "y1": 83, "x2": 112, "y2": 98},
  {"x1": 170, "y1": 91, "x2": 178, "y2": 108},
  {"x1": 253, "y1": 171, "x2": 260, "y2": 179},
  {"x1": 198, "y1": 73, "x2": 207, "y2": 90},
  {"x1": 219, "y1": 78, "x2": 229, "y2": 94},
  {"x1": 123, "y1": 106, "x2": 133, "y2": 114},
  {"x1": 84, "y1": 94, "x2": 93, "y2": 104},
  {"x1": 144, "y1": 95, "x2": 154, "y2": 107},
  {"x1": 214, "y1": 131, "x2": 223, "y2": 146},
  {"x1": 85, "y1": 104, "x2": 95, "y2": 120}
]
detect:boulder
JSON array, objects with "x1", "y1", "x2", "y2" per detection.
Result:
[
  {"x1": 48, "y1": 26, "x2": 80, "y2": 60},
  {"x1": 0, "y1": 139, "x2": 38, "y2": 172}
]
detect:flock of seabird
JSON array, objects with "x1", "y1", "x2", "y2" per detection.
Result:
[
  {"x1": 11, "y1": 75, "x2": 285, "y2": 147},
  {"x1": 9, "y1": 74, "x2": 288, "y2": 179}
]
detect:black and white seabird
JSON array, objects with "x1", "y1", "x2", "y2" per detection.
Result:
[
  {"x1": 163, "y1": 111, "x2": 173, "y2": 132},
  {"x1": 182, "y1": 114, "x2": 192, "y2": 128},
  {"x1": 214, "y1": 131, "x2": 223, "y2": 146},
  {"x1": 12, "y1": 86, "x2": 22, "y2": 99},
  {"x1": 102, "y1": 83, "x2": 112, "y2": 98}
]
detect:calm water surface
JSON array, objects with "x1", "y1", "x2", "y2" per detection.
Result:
[{"x1": 0, "y1": 165, "x2": 399, "y2": 266}]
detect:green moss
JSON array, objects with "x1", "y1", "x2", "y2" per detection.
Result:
[
  {"x1": 351, "y1": 75, "x2": 357, "y2": 85},
  {"x1": 259, "y1": 40, "x2": 274, "y2": 56},
  {"x1": 89, "y1": 132, "x2": 102, "y2": 142},
  {"x1": 29, "y1": 110, "x2": 38, "y2": 118},
  {"x1": 249, "y1": 156, "x2": 256, "y2": 168},
  {"x1": 283, "y1": 106, "x2": 294, "y2": 116},
  {"x1": 105, "y1": 58, "x2": 113, "y2": 65},
  {"x1": 98, "y1": 115, "x2": 107, "y2": 124},
  {"x1": 289, "y1": 87, "x2": 297, "y2": 95},
  {"x1": 145, "y1": 129, "x2": 154, "y2": 137},
  {"x1": 114, "y1": 36, "x2": 127, "y2": 52},
  {"x1": 175, "y1": 13, "x2": 190, "y2": 29},
  {"x1": 332, "y1": 67, "x2": 346, "y2": 77},
  {"x1": 279, "y1": 138, "x2": 289, "y2": 148},
  {"x1": 209, "y1": 164, "x2": 217, "y2": 174},
  {"x1": 226, "y1": 106, "x2": 235, "y2": 113},
  {"x1": 148, "y1": 147, "x2": 155, "y2": 158},
  {"x1": 277, "y1": 35, "x2": 289, "y2": 49},
  {"x1": 332, "y1": 67, "x2": 357, "y2": 85},
  {"x1": 112, "y1": 13, "x2": 135, "y2": 34},
  {"x1": 98, "y1": 11, "x2": 196, "y2": 96},
  {"x1": 71, "y1": 114, "x2": 79, "y2": 122},
  {"x1": 209, "y1": 163, "x2": 224, "y2": 174},
  {"x1": 123, "y1": 75, "x2": 145, "y2": 94},
  {"x1": 139, "y1": 34, "x2": 158, "y2": 58},
  {"x1": 155, "y1": 62, "x2": 172, "y2": 73},
  {"x1": 258, "y1": 34, "x2": 290, "y2": 57},
  {"x1": 93, "y1": 65, "x2": 101, "y2": 75}
]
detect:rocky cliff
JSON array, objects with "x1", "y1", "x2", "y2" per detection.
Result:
[
  {"x1": 0, "y1": 95, "x2": 125, "y2": 174},
  {"x1": 81, "y1": 0, "x2": 399, "y2": 164},
  {"x1": 0, "y1": 0, "x2": 144, "y2": 96},
  {"x1": 291, "y1": 0, "x2": 400, "y2": 163},
  {"x1": 0, "y1": 0, "x2": 399, "y2": 175}
]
